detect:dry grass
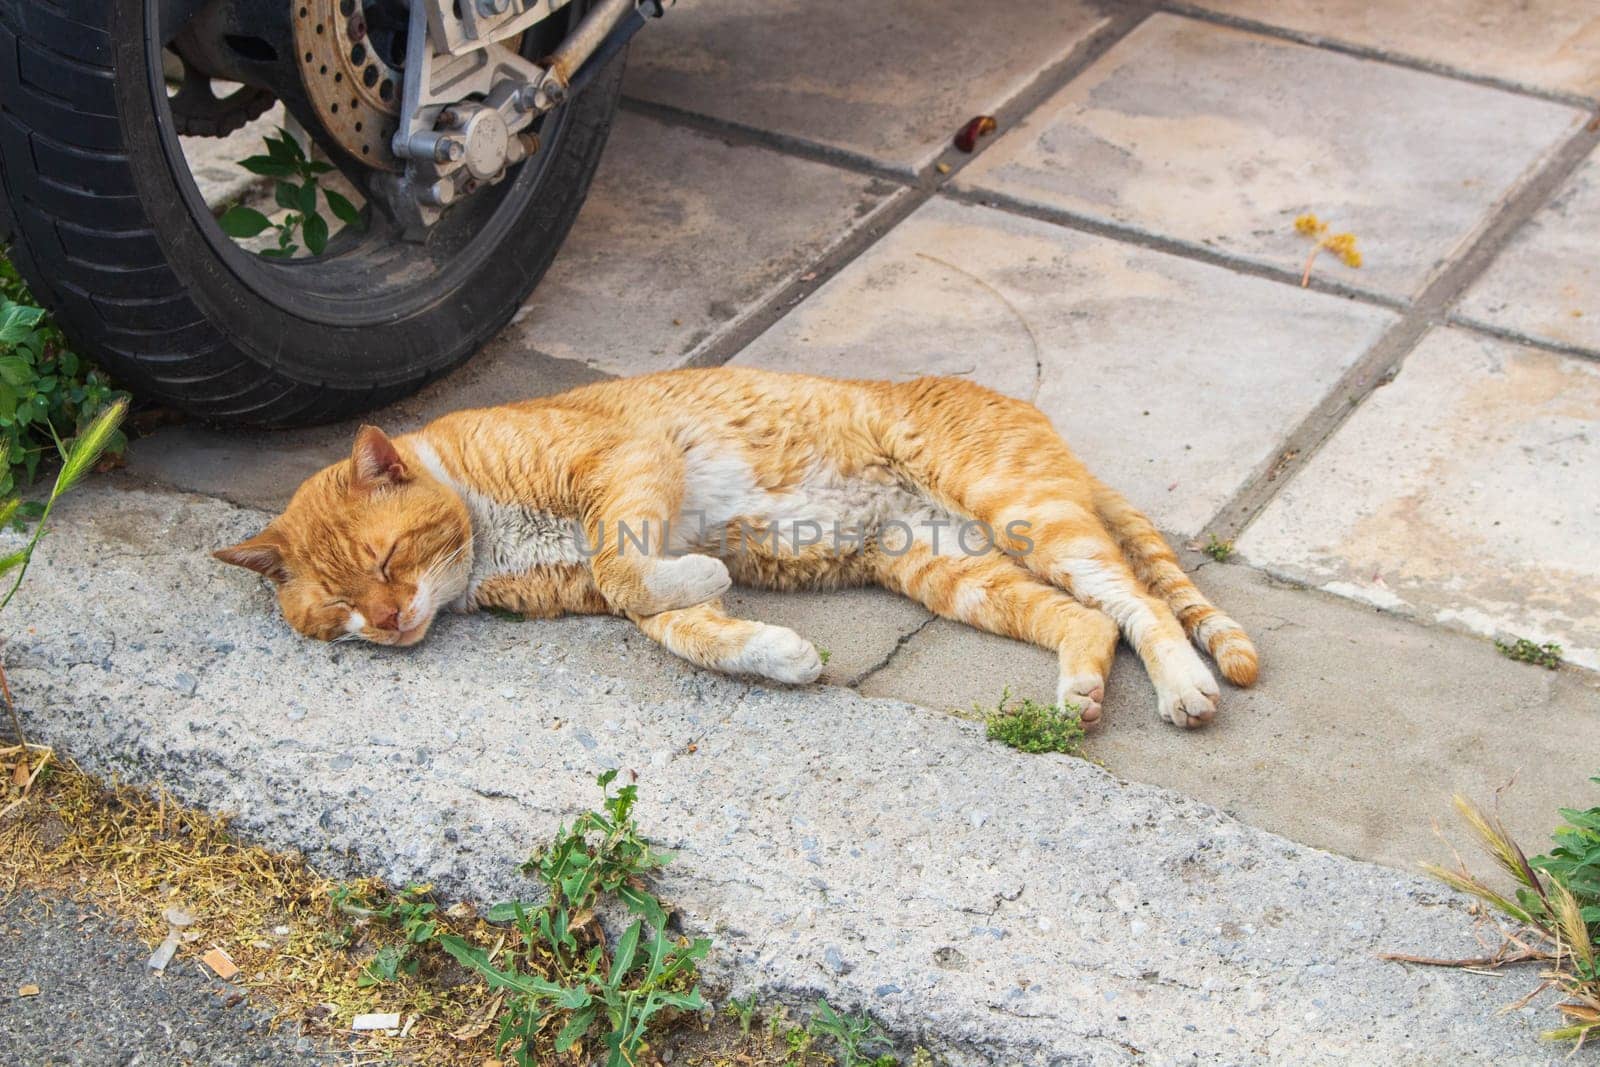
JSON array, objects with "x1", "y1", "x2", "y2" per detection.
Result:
[{"x1": 1386, "y1": 791, "x2": 1600, "y2": 1049}]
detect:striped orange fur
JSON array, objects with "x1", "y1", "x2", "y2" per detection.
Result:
[{"x1": 216, "y1": 368, "x2": 1257, "y2": 728}]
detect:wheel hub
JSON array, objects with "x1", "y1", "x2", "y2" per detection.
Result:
[{"x1": 292, "y1": 0, "x2": 406, "y2": 170}]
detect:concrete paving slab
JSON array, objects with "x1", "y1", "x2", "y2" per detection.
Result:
[
  {"x1": 1188, "y1": 0, "x2": 1600, "y2": 100},
  {"x1": 129, "y1": 112, "x2": 892, "y2": 509},
  {"x1": 859, "y1": 553, "x2": 1600, "y2": 873},
  {"x1": 1239, "y1": 327, "x2": 1600, "y2": 671},
  {"x1": 734, "y1": 196, "x2": 1395, "y2": 536},
  {"x1": 955, "y1": 15, "x2": 1587, "y2": 297},
  {"x1": 503, "y1": 111, "x2": 898, "y2": 377},
  {"x1": 719, "y1": 586, "x2": 931, "y2": 687},
  {"x1": 1457, "y1": 147, "x2": 1600, "y2": 353},
  {"x1": 3, "y1": 480, "x2": 1576, "y2": 1065},
  {"x1": 622, "y1": 0, "x2": 1111, "y2": 173}
]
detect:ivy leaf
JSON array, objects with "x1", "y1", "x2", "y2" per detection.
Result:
[
  {"x1": 219, "y1": 206, "x2": 273, "y2": 239},
  {"x1": 303, "y1": 212, "x2": 329, "y2": 256},
  {"x1": 324, "y1": 190, "x2": 363, "y2": 228}
]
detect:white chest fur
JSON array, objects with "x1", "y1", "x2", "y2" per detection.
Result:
[{"x1": 412, "y1": 440, "x2": 585, "y2": 605}]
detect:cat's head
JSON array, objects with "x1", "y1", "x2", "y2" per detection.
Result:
[{"x1": 215, "y1": 427, "x2": 472, "y2": 646}]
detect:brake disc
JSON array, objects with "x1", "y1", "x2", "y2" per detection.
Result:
[{"x1": 291, "y1": 0, "x2": 406, "y2": 171}]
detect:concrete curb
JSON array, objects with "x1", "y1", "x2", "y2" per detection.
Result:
[{"x1": 8, "y1": 481, "x2": 1568, "y2": 1064}]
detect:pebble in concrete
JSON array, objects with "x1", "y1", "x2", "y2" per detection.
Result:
[
  {"x1": 1458, "y1": 147, "x2": 1600, "y2": 353},
  {"x1": 1190, "y1": 0, "x2": 1600, "y2": 99},
  {"x1": 1240, "y1": 327, "x2": 1600, "y2": 670},
  {"x1": 623, "y1": 0, "x2": 1110, "y2": 172},
  {"x1": 956, "y1": 15, "x2": 1588, "y2": 296},
  {"x1": 735, "y1": 196, "x2": 1395, "y2": 535}
]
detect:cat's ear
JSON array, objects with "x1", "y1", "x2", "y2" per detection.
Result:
[
  {"x1": 350, "y1": 425, "x2": 409, "y2": 490},
  {"x1": 214, "y1": 529, "x2": 290, "y2": 583}
]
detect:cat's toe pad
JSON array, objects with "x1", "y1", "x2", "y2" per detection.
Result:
[
  {"x1": 644, "y1": 554, "x2": 731, "y2": 611},
  {"x1": 1056, "y1": 674, "x2": 1104, "y2": 726},
  {"x1": 733, "y1": 625, "x2": 821, "y2": 685}
]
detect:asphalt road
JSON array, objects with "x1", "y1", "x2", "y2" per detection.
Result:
[{"x1": 0, "y1": 892, "x2": 336, "y2": 1067}]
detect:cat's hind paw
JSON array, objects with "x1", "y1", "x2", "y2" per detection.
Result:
[
  {"x1": 1152, "y1": 641, "x2": 1221, "y2": 728},
  {"x1": 731, "y1": 624, "x2": 822, "y2": 685}
]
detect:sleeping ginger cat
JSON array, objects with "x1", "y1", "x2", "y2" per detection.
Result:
[{"x1": 216, "y1": 368, "x2": 1257, "y2": 728}]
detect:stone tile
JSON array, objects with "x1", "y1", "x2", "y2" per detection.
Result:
[
  {"x1": 623, "y1": 0, "x2": 1111, "y2": 173},
  {"x1": 504, "y1": 111, "x2": 896, "y2": 377},
  {"x1": 128, "y1": 112, "x2": 892, "y2": 507},
  {"x1": 1239, "y1": 327, "x2": 1600, "y2": 670},
  {"x1": 859, "y1": 552, "x2": 1600, "y2": 871},
  {"x1": 721, "y1": 587, "x2": 930, "y2": 687},
  {"x1": 1191, "y1": 0, "x2": 1600, "y2": 100},
  {"x1": 1457, "y1": 148, "x2": 1600, "y2": 352},
  {"x1": 956, "y1": 15, "x2": 1587, "y2": 297},
  {"x1": 734, "y1": 197, "x2": 1395, "y2": 535}
]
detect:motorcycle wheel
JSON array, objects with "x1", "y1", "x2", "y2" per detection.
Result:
[{"x1": 0, "y1": 0, "x2": 623, "y2": 427}]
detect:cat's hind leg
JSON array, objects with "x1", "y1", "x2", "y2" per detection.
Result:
[
  {"x1": 630, "y1": 602, "x2": 822, "y2": 685},
  {"x1": 892, "y1": 384, "x2": 1220, "y2": 727},
  {"x1": 1091, "y1": 481, "x2": 1257, "y2": 686},
  {"x1": 873, "y1": 541, "x2": 1119, "y2": 725}
]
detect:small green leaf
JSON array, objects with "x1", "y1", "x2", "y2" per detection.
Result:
[
  {"x1": 485, "y1": 901, "x2": 541, "y2": 923},
  {"x1": 274, "y1": 181, "x2": 301, "y2": 212},
  {"x1": 608, "y1": 920, "x2": 643, "y2": 991},
  {"x1": 297, "y1": 180, "x2": 319, "y2": 215},
  {"x1": 219, "y1": 206, "x2": 273, "y2": 238},
  {"x1": 554, "y1": 1007, "x2": 595, "y2": 1053},
  {"x1": 303, "y1": 212, "x2": 329, "y2": 256},
  {"x1": 0, "y1": 356, "x2": 35, "y2": 388},
  {"x1": 324, "y1": 189, "x2": 363, "y2": 228},
  {"x1": 238, "y1": 155, "x2": 298, "y2": 178},
  {"x1": 260, "y1": 246, "x2": 298, "y2": 259},
  {"x1": 274, "y1": 127, "x2": 306, "y2": 161}
]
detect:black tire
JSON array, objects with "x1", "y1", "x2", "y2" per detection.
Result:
[{"x1": 0, "y1": 0, "x2": 622, "y2": 427}]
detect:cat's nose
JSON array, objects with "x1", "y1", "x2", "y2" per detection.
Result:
[{"x1": 371, "y1": 605, "x2": 401, "y2": 631}]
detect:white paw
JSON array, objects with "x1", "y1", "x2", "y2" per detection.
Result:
[
  {"x1": 1056, "y1": 673, "x2": 1105, "y2": 727},
  {"x1": 644, "y1": 554, "x2": 731, "y2": 612},
  {"x1": 1151, "y1": 640, "x2": 1221, "y2": 729},
  {"x1": 731, "y1": 625, "x2": 822, "y2": 685}
]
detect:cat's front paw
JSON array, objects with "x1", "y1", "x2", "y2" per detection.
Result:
[
  {"x1": 642, "y1": 554, "x2": 731, "y2": 612},
  {"x1": 732, "y1": 624, "x2": 822, "y2": 685}
]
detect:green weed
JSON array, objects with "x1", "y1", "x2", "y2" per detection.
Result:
[
  {"x1": 328, "y1": 882, "x2": 439, "y2": 987},
  {"x1": 981, "y1": 689, "x2": 1085, "y2": 756},
  {"x1": 220, "y1": 129, "x2": 362, "y2": 257},
  {"x1": 1203, "y1": 534, "x2": 1234, "y2": 563},
  {"x1": 725, "y1": 992, "x2": 760, "y2": 1035},
  {"x1": 1495, "y1": 637, "x2": 1562, "y2": 669},
  {"x1": 809, "y1": 998, "x2": 895, "y2": 1067},
  {"x1": 818, "y1": 648, "x2": 832, "y2": 666},
  {"x1": 437, "y1": 770, "x2": 709, "y2": 1067},
  {"x1": 0, "y1": 255, "x2": 127, "y2": 500}
]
